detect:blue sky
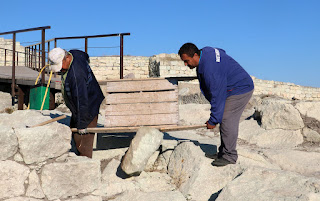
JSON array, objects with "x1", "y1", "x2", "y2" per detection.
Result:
[{"x1": 1, "y1": 0, "x2": 319, "y2": 87}]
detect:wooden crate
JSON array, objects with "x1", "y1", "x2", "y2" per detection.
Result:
[{"x1": 103, "y1": 78, "x2": 179, "y2": 127}]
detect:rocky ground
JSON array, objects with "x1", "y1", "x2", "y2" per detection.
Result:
[{"x1": 0, "y1": 90, "x2": 320, "y2": 201}]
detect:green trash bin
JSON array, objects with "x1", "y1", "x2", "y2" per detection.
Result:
[{"x1": 29, "y1": 84, "x2": 50, "y2": 110}]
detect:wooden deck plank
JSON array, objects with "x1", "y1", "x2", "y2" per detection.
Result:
[
  {"x1": 105, "y1": 90, "x2": 178, "y2": 104},
  {"x1": 105, "y1": 79, "x2": 177, "y2": 92},
  {"x1": 0, "y1": 66, "x2": 61, "y2": 89},
  {"x1": 105, "y1": 102, "x2": 178, "y2": 115},
  {"x1": 105, "y1": 113, "x2": 179, "y2": 127}
]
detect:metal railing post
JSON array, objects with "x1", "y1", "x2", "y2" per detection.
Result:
[
  {"x1": 4, "y1": 49, "x2": 6, "y2": 66},
  {"x1": 41, "y1": 28, "x2": 46, "y2": 83},
  {"x1": 120, "y1": 34, "x2": 124, "y2": 79},
  {"x1": 11, "y1": 33, "x2": 16, "y2": 105},
  {"x1": 85, "y1": 37, "x2": 88, "y2": 53}
]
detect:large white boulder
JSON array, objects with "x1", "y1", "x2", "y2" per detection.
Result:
[
  {"x1": 295, "y1": 101, "x2": 320, "y2": 122},
  {"x1": 0, "y1": 110, "x2": 52, "y2": 129},
  {"x1": 263, "y1": 149, "x2": 320, "y2": 177},
  {"x1": 0, "y1": 161, "x2": 30, "y2": 199},
  {"x1": 0, "y1": 126, "x2": 18, "y2": 160},
  {"x1": 0, "y1": 91, "x2": 12, "y2": 113},
  {"x1": 41, "y1": 156, "x2": 101, "y2": 200},
  {"x1": 15, "y1": 122, "x2": 71, "y2": 164},
  {"x1": 168, "y1": 142, "x2": 242, "y2": 201},
  {"x1": 216, "y1": 167, "x2": 320, "y2": 200},
  {"x1": 255, "y1": 101, "x2": 304, "y2": 130},
  {"x1": 121, "y1": 127, "x2": 163, "y2": 175},
  {"x1": 112, "y1": 190, "x2": 186, "y2": 201},
  {"x1": 95, "y1": 158, "x2": 176, "y2": 198},
  {"x1": 239, "y1": 119, "x2": 304, "y2": 148}
]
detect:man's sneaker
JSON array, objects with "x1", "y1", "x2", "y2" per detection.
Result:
[
  {"x1": 205, "y1": 153, "x2": 220, "y2": 160},
  {"x1": 211, "y1": 157, "x2": 235, "y2": 167}
]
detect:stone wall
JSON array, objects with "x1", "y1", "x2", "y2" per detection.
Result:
[
  {"x1": 0, "y1": 37, "x2": 319, "y2": 101},
  {"x1": 0, "y1": 38, "x2": 26, "y2": 66},
  {"x1": 0, "y1": 110, "x2": 102, "y2": 200},
  {"x1": 252, "y1": 76, "x2": 320, "y2": 101}
]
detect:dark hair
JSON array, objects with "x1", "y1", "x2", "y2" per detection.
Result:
[{"x1": 178, "y1": 43, "x2": 200, "y2": 57}]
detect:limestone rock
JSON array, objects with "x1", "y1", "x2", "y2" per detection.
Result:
[
  {"x1": 15, "y1": 122, "x2": 71, "y2": 164},
  {"x1": 0, "y1": 161, "x2": 30, "y2": 199},
  {"x1": 168, "y1": 142, "x2": 242, "y2": 201},
  {"x1": 133, "y1": 171, "x2": 176, "y2": 193},
  {"x1": 0, "y1": 126, "x2": 18, "y2": 160},
  {"x1": 111, "y1": 190, "x2": 186, "y2": 201},
  {"x1": 3, "y1": 197, "x2": 42, "y2": 201},
  {"x1": 95, "y1": 159, "x2": 138, "y2": 197},
  {"x1": 237, "y1": 147, "x2": 281, "y2": 170},
  {"x1": 239, "y1": 120, "x2": 303, "y2": 148},
  {"x1": 121, "y1": 127, "x2": 163, "y2": 175},
  {"x1": 302, "y1": 127, "x2": 320, "y2": 142},
  {"x1": 179, "y1": 104, "x2": 210, "y2": 125},
  {"x1": 263, "y1": 150, "x2": 320, "y2": 177},
  {"x1": 255, "y1": 101, "x2": 304, "y2": 130},
  {"x1": 41, "y1": 157, "x2": 101, "y2": 200},
  {"x1": 238, "y1": 119, "x2": 265, "y2": 142},
  {"x1": 295, "y1": 101, "x2": 320, "y2": 122},
  {"x1": 0, "y1": 91, "x2": 12, "y2": 113},
  {"x1": 0, "y1": 110, "x2": 51, "y2": 129},
  {"x1": 216, "y1": 167, "x2": 320, "y2": 200},
  {"x1": 64, "y1": 195, "x2": 102, "y2": 201},
  {"x1": 26, "y1": 170, "x2": 45, "y2": 199},
  {"x1": 154, "y1": 139, "x2": 178, "y2": 172},
  {"x1": 250, "y1": 129, "x2": 303, "y2": 148}
]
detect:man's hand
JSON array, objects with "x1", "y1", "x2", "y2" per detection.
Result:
[
  {"x1": 206, "y1": 121, "x2": 216, "y2": 129},
  {"x1": 78, "y1": 128, "x2": 87, "y2": 134}
]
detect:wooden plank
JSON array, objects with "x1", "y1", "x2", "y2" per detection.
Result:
[
  {"x1": 105, "y1": 102, "x2": 178, "y2": 116},
  {"x1": 106, "y1": 90, "x2": 178, "y2": 104},
  {"x1": 105, "y1": 79, "x2": 177, "y2": 92},
  {"x1": 105, "y1": 113, "x2": 179, "y2": 127},
  {"x1": 70, "y1": 124, "x2": 206, "y2": 133}
]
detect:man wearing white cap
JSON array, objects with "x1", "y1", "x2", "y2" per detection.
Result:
[{"x1": 48, "y1": 48, "x2": 105, "y2": 158}]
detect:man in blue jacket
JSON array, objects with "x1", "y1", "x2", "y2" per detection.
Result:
[
  {"x1": 179, "y1": 43, "x2": 254, "y2": 166},
  {"x1": 48, "y1": 48, "x2": 105, "y2": 158}
]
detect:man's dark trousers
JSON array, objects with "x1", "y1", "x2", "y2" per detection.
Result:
[{"x1": 219, "y1": 90, "x2": 254, "y2": 163}]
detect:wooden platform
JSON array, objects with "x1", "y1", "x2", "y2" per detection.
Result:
[
  {"x1": 0, "y1": 66, "x2": 61, "y2": 89},
  {"x1": 102, "y1": 78, "x2": 179, "y2": 127}
]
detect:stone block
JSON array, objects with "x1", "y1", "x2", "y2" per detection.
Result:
[
  {"x1": 0, "y1": 161, "x2": 30, "y2": 199},
  {"x1": 121, "y1": 127, "x2": 163, "y2": 175},
  {"x1": 41, "y1": 156, "x2": 101, "y2": 200}
]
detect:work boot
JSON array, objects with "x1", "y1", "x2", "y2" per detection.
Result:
[
  {"x1": 211, "y1": 157, "x2": 236, "y2": 167},
  {"x1": 73, "y1": 133, "x2": 95, "y2": 158},
  {"x1": 205, "y1": 153, "x2": 220, "y2": 160}
]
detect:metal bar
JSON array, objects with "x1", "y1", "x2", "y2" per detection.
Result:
[
  {"x1": 4, "y1": 49, "x2": 6, "y2": 66},
  {"x1": 54, "y1": 38, "x2": 57, "y2": 48},
  {"x1": 25, "y1": 38, "x2": 55, "y2": 48},
  {"x1": 54, "y1": 32, "x2": 130, "y2": 40},
  {"x1": 120, "y1": 34, "x2": 124, "y2": 79},
  {"x1": 41, "y1": 29, "x2": 46, "y2": 84},
  {"x1": 0, "y1": 26, "x2": 50, "y2": 36},
  {"x1": 17, "y1": 52, "x2": 19, "y2": 66},
  {"x1": 38, "y1": 44, "x2": 41, "y2": 71},
  {"x1": 11, "y1": 33, "x2": 16, "y2": 105},
  {"x1": 85, "y1": 37, "x2": 88, "y2": 53}
]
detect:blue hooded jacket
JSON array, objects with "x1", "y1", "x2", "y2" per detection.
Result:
[
  {"x1": 197, "y1": 47, "x2": 254, "y2": 125},
  {"x1": 63, "y1": 50, "x2": 105, "y2": 129}
]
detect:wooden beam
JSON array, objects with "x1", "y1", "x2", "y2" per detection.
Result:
[
  {"x1": 105, "y1": 90, "x2": 178, "y2": 104},
  {"x1": 105, "y1": 113, "x2": 179, "y2": 127},
  {"x1": 106, "y1": 102, "x2": 178, "y2": 116},
  {"x1": 105, "y1": 79, "x2": 177, "y2": 93},
  {"x1": 70, "y1": 124, "x2": 206, "y2": 133}
]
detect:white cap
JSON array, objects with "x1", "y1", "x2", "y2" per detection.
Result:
[{"x1": 48, "y1": 48, "x2": 65, "y2": 72}]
